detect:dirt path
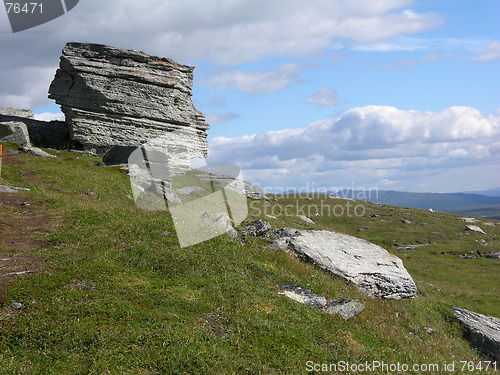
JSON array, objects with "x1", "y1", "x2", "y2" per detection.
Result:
[{"x1": 0, "y1": 151, "x2": 52, "y2": 306}]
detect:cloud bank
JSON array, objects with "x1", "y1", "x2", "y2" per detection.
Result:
[
  {"x1": 0, "y1": 0, "x2": 443, "y2": 108},
  {"x1": 209, "y1": 106, "x2": 500, "y2": 192}
]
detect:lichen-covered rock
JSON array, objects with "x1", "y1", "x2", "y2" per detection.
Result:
[
  {"x1": 49, "y1": 42, "x2": 209, "y2": 160},
  {"x1": 275, "y1": 229, "x2": 417, "y2": 299},
  {"x1": 453, "y1": 307, "x2": 500, "y2": 361}
]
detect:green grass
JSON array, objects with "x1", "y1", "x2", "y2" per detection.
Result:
[{"x1": 0, "y1": 144, "x2": 498, "y2": 374}]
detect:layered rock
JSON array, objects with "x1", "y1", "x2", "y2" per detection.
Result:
[
  {"x1": 48, "y1": 42, "x2": 209, "y2": 161},
  {"x1": 453, "y1": 307, "x2": 500, "y2": 361},
  {"x1": 274, "y1": 229, "x2": 417, "y2": 299}
]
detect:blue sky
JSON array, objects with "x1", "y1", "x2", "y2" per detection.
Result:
[{"x1": 1, "y1": 0, "x2": 499, "y2": 193}]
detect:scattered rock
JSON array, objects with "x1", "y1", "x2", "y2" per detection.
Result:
[
  {"x1": 159, "y1": 231, "x2": 172, "y2": 236},
  {"x1": 482, "y1": 222, "x2": 496, "y2": 226},
  {"x1": 279, "y1": 283, "x2": 327, "y2": 308},
  {"x1": 279, "y1": 283, "x2": 365, "y2": 320},
  {"x1": 453, "y1": 306, "x2": 500, "y2": 361},
  {"x1": 465, "y1": 225, "x2": 486, "y2": 234},
  {"x1": 462, "y1": 217, "x2": 480, "y2": 223},
  {"x1": 401, "y1": 219, "x2": 412, "y2": 224},
  {"x1": 10, "y1": 301, "x2": 23, "y2": 310},
  {"x1": 323, "y1": 299, "x2": 366, "y2": 320},
  {"x1": 211, "y1": 212, "x2": 238, "y2": 239},
  {"x1": 0, "y1": 185, "x2": 30, "y2": 193},
  {"x1": 484, "y1": 252, "x2": 500, "y2": 259},
  {"x1": 240, "y1": 220, "x2": 272, "y2": 237},
  {"x1": 457, "y1": 254, "x2": 477, "y2": 259},
  {"x1": 274, "y1": 229, "x2": 417, "y2": 299},
  {"x1": 195, "y1": 174, "x2": 266, "y2": 200},
  {"x1": 298, "y1": 215, "x2": 315, "y2": 224},
  {"x1": 20, "y1": 146, "x2": 57, "y2": 158},
  {"x1": 395, "y1": 243, "x2": 430, "y2": 250}
]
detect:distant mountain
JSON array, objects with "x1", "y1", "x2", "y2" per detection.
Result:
[
  {"x1": 459, "y1": 187, "x2": 500, "y2": 197},
  {"x1": 332, "y1": 190, "x2": 500, "y2": 220}
]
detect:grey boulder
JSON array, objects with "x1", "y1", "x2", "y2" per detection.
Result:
[
  {"x1": 453, "y1": 307, "x2": 500, "y2": 361},
  {"x1": 0, "y1": 121, "x2": 30, "y2": 145},
  {"x1": 275, "y1": 229, "x2": 417, "y2": 299}
]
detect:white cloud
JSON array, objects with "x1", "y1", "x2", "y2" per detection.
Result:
[
  {"x1": 208, "y1": 106, "x2": 500, "y2": 191},
  {"x1": 305, "y1": 86, "x2": 339, "y2": 106},
  {"x1": 205, "y1": 112, "x2": 239, "y2": 124},
  {"x1": 470, "y1": 41, "x2": 500, "y2": 61},
  {"x1": 353, "y1": 36, "x2": 492, "y2": 53},
  {"x1": 34, "y1": 112, "x2": 65, "y2": 121},
  {"x1": 202, "y1": 63, "x2": 304, "y2": 94}
]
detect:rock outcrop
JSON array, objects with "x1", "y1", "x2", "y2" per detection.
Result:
[
  {"x1": 274, "y1": 229, "x2": 417, "y2": 299},
  {"x1": 48, "y1": 42, "x2": 209, "y2": 163},
  {"x1": 0, "y1": 108, "x2": 69, "y2": 148},
  {"x1": 453, "y1": 307, "x2": 500, "y2": 361}
]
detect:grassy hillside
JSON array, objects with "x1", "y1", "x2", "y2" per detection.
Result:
[{"x1": 0, "y1": 144, "x2": 499, "y2": 374}]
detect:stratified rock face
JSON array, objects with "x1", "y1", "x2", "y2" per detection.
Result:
[
  {"x1": 49, "y1": 42, "x2": 209, "y2": 158},
  {"x1": 275, "y1": 229, "x2": 417, "y2": 299},
  {"x1": 453, "y1": 307, "x2": 500, "y2": 361}
]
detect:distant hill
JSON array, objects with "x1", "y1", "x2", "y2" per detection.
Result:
[
  {"x1": 332, "y1": 190, "x2": 500, "y2": 219},
  {"x1": 459, "y1": 187, "x2": 500, "y2": 197}
]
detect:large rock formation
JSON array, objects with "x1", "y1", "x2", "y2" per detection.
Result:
[
  {"x1": 274, "y1": 229, "x2": 417, "y2": 299},
  {"x1": 48, "y1": 42, "x2": 209, "y2": 162}
]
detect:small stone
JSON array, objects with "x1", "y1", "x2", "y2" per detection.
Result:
[
  {"x1": 10, "y1": 302, "x2": 23, "y2": 310},
  {"x1": 323, "y1": 299, "x2": 365, "y2": 320},
  {"x1": 279, "y1": 283, "x2": 327, "y2": 308},
  {"x1": 160, "y1": 231, "x2": 171, "y2": 236},
  {"x1": 298, "y1": 215, "x2": 315, "y2": 224}
]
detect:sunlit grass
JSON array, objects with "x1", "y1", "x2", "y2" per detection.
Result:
[{"x1": 0, "y1": 143, "x2": 497, "y2": 374}]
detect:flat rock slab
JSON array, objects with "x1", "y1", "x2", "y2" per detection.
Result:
[
  {"x1": 465, "y1": 225, "x2": 486, "y2": 234},
  {"x1": 323, "y1": 299, "x2": 366, "y2": 320},
  {"x1": 453, "y1": 307, "x2": 500, "y2": 361},
  {"x1": 20, "y1": 146, "x2": 57, "y2": 158},
  {"x1": 0, "y1": 185, "x2": 30, "y2": 193},
  {"x1": 298, "y1": 215, "x2": 315, "y2": 224},
  {"x1": 279, "y1": 283, "x2": 364, "y2": 320},
  {"x1": 276, "y1": 229, "x2": 417, "y2": 299}
]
